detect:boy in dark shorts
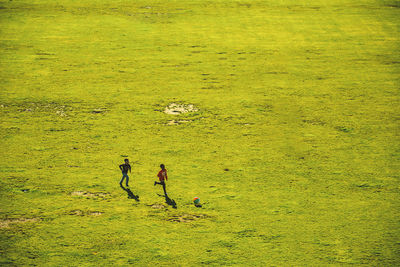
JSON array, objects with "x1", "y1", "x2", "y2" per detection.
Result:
[
  {"x1": 119, "y1": 159, "x2": 131, "y2": 187},
  {"x1": 154, "y1": 164, "x2": 168, "y2": 195}
]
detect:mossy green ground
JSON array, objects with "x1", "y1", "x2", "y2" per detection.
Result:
[{"x1": 0, "y1": 0, "x2": 399, "y2": 265}]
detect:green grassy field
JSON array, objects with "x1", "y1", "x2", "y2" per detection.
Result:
[{"x1": 0, "y1": 0, "x2": 399, "y2": 265}]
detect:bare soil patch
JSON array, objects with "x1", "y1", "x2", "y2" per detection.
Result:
[
  {"x1": 164, "y1": 103, "x2": 198, "y2": 115},
  {"x1": 167, "y1": 120, "x2": 190, "y2": 125},
  {"x1": 166, "y1": 213, "x2": 208, "y2": 223},
  {"x1": 68, "y1": 210, "x2": 103, "y2": 216},
  {"x1": 148, "y1": 203, "x2": 166, "y2": 209},
  {"x1": 0, "y1": 218, "x2": 39, "y2": 228},
  {"x1": 71, "y1": 191, "x2": 110, "y2": 199}
]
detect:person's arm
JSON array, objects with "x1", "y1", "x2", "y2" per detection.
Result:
[
  {"x1": 129, "y1": 164, "x2": 131, "y2": 173},
  {"x1": 165, "y1": 171, "x2": 168, "y2": 181},
  {"x1": 119, "y1": 164, "x2": 123, "y2": 171}
]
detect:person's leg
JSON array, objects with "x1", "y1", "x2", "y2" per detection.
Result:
[
  {"x1": 125, "y1": 174, "x2": 129, "y2": 186},
  {"x1": 120, "y1": 174, "x2": 125, "y2": 185},
  {"x1": 162, "y1": 181, "x2": 167, "y2": 195}
]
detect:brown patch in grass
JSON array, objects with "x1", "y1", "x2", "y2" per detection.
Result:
[
  {"x1": 71, "y1": 191, "x2": 110, "y2": 199},
  {"x1": 0, "y1": 218, "x2": 39, "y2": 228},
  {"x1": 166, "y1": 213, "x2": 208, "y2": 223},
  {"x1": 146, "y1": 203, "x2": 167, "y2": 209},
  {"x1": 167, "y1": 120, "x2": 190, "y2": 125},
  {"x1": 68, "y1": 210, "x2": 103, "y2": 216},
  {"x1": 164, "y1": 103, "x2": 198, "y2": 115},
  {"x1": 150, "y1": 204, "x2": 166, "y2": 209}
]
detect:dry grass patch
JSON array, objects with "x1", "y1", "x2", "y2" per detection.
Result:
[
  {"x1": 68, "y1": 210, "x2": 103, "y2": 216},
  {"x1": 0, "y1": 218, "x2": 39, "y2": 228},
  {"x1": 71, "y1": 191, "x2": 110, "y2": 199},
  {"x1": 167, "y1": 120, "x2": 190, "y2": 125},
  {"x1": 164, "y1": 103, "x2": 198, "y2": 115},
  {"x1": 166, "y1": 213, "x2": 208, "y2": 223}
]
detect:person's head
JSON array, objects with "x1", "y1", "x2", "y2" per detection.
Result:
[
  {"x1": 125, "y1": 158, "x2": 129, "y2": 164},
  {"x1": 160, "y1": 164, "x2": 165, "y2": 170}
]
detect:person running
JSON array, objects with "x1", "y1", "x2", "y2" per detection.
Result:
[
  {"x1": 119, "y1": 158, "x2": 131, "y2": 187},
  {"x1": 154, "y1": 164, "x2": 168, "y2": 195}
]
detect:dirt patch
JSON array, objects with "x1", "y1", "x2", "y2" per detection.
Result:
[
  {"x1": 91, "y1": 108, "x2": 107, "y2": 114},
  {"x1": 71, "y1": 191, "x2": 110, "y2": 199},
  {"x1": 89, "y1": 211, "x2": 103, "y2": 216},
  {"x1": 164, "y1": 103, "x2": 198, "y2": 115},
  {"x1": 167, "y1": 120, "x2": 190, "y2": 125},
  {"x1": 302, "y1": 118, "x2": 326, "y2": 126},
  {"x1": 148, "y1": 204, "x2": 166, "y2": 209},
  {"x1": 0, "y1": 218, "x2": 39, "y2": 228},
  {"x1": 166, "y1": 213, "x2": 208, "y2": 223},
  {"x1": 17, "y1": 102, "x2": 71, "y2": 117},
  {"x1": 68, "y1": 210, "x2": 103, "y2": 216}
]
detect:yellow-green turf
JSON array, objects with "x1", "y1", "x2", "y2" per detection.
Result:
[{"x1": 0, "y1": 0, "x2": 399, "y2": 265}]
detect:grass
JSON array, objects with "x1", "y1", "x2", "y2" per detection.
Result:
[{"x1": 0, "y1": 0, "x2": 399, "y2": 265}]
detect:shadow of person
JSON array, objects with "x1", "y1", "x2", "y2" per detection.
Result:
[
  {"x1": 120, "y1": 184, "x2": 139, "y2": 201},
  {"x1": 165, "y1": 195, "x2": 177, "y2": 209}
]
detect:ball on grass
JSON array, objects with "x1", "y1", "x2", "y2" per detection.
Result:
[{"x1": 193, "y1": 197, "x2": 200, "y2": 205}]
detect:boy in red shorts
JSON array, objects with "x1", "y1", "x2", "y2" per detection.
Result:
[{"x1": 154, "y1": 164, "x2": 168, "y2": 196}]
